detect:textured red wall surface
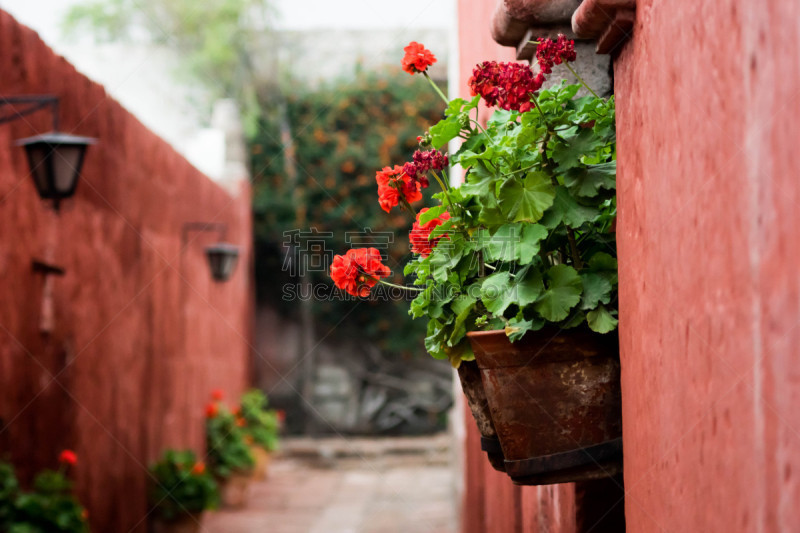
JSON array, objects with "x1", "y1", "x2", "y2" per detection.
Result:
[
  {"x1": 0, "y1": 11, "x2": 252, "y2": 532},
  {"x1": 615, "y1": 0, "x2": 800, "y2": 531},
  {"x1": 457, "y1": 1, "x2": 577, "y2": 532}
]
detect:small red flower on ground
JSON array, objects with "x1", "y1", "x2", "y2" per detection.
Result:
[
  {"x1": 59, "y1": 449, "x2": 77, "y2": 466},
  {"x1": 211, "y1": 389, "x2": 224, "y2": 401},
  {"x1": 410, "y1": 208, "x2": 451, "y2": 257},
  {"x1": 236, "y1": 416, "x2": 246, "y2": 427},
  {"x1": 205, "y1": 402, "x2": 219, "y2": 418},
  {"x1": 330, "y1": 248, "x2": 392, "y2": 297},
  {"x1": 376, "y1": 165, "x2": 423, "y2": 212},
  {"x1": 401, "y1": 42, "x2": 437, "y2": 75},
  {"x1": 191, "y1": 462, "x2": 206, "y2": 475},
  {"x1": 276, "y1": 409, "x2": 286, "y2": 423}
]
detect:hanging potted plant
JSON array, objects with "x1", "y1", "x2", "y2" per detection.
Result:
[
  {"x1": 328, "y1": 37, "x2": 620, "y2": 484},
  {"x1": 148, "y1": 450, "x2": 218, "y2": 533},
  {"x1": 236, "y1": 389, "x2": 281, "y2": 481},
  {"x1": 205, "y1": 392, "x2": 255, "y2": 508}
]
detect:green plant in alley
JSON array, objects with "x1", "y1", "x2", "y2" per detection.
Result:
[
  {"x1": 205, "y1": 397, "x2": 255, "y2": 479},
  {"x1": 329, "y1": 39, "x2": 617, "y2": 366},
  {"x1": 0, "y1": 451, "x2": 89, "y2": 532},
  {"x1": 238, "y1": 389, "x2": 280, "y2": 452},
  {"x1": 148, "y1": 450, "x2": 219, "y2": 522}
]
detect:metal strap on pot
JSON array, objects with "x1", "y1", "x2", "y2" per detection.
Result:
[
  {"x1": 504, "y1": 437, "x2": 623, "y2": 477},
  {"x1": 480, "y1": 436, "x2": 503, "y2": 454}
]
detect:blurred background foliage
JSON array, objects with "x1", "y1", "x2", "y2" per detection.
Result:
[
  {"x1": 64, "y1": 0, "x2": 449, "y2": 360},
  {"x1": 251, "y1": 69, "x2": 444, "y2": 356}
]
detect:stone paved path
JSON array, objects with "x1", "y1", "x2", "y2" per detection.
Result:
[{"x1": 204, "y1": 435, "x2": 457, "y2": 533}]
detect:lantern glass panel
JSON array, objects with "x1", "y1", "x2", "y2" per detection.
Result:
[
  {"x1": 25, "y1": 144, "x2": 51, "y2": 195},
  {"x1": 53, "y1": 144, "x2": 84, "y2": 193}
]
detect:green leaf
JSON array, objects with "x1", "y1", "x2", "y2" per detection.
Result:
[
  {"x1": 516, "y1": 268, "x2": 544, "y2": 306},
  {"x1": 551, "y1": 129, "x2": 605, "y2": 171},
  {"x1": 448, "y1": 295, "x2": 477, "y2": 345},
  {"x1": 587, "y1": 252, "x2": 619, "y2": 285},
  {"x1": 419, "y1": 205, "x2": 446, "y2": 224},
  {"x1": 497, "y1": 171, "x2": 555, "y2": 223},
  {"x1": 564, "y1": 161, "x2": 616, "y2": 198},
  {"x1": 580, "y1": 272, "x2": 612, "y2": 309},
  {"x1": 533, "y1": 264, "x2": 583, "y2": 321},
  {"x1": 587, "y1": 305, "x2": 618, "y2": 333},
  {"x1": 429, "y1": 114, "x2": 463, "y2": 149},
  {"x1": 519, "y1": 224, "x2": 548, "y2": 264},
  {"x1": 541, "y1": 186, "x2": 600, "y2": 229},
  {"x1": 484, "y1": 224, "x2": 521, "y2": 262},
  {"x1": 505, "y1": 318, "x2": 535, "y2": 342},
  {"x1": 480, "y1": 272, "x2": 514, "y2": 315}
]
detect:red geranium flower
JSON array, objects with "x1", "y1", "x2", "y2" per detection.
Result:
[
  {"x1": 410, "y1": 208, "x2": 451, "y2": 257},
  {"x1": 205, "y1": 403, "x2": 219, "y2": 419},
  {"x1": 401, "y1": 42, "x2": 437, "y2": 75},
  {"x1": 59, "y1": 449, "x2": 77, "y2": 466},
  {"x1": 376, "y1": 165, "x2": 422, "y2": 213},
  {"x1": 211, "y1": 389, "x2": 224, "y2": 401},
  {"x1": 329, "y1": 248, "x2": 391, "y2": 297},
  {"x1": 535, "y1": 34, "x2": 577, "y2": 75},
  {"x1": 191, "y1": 462, "x2": 206, "y2": 475},
  {"x1": 468, "y1": 61, "x2": 542, "y2": 112}
]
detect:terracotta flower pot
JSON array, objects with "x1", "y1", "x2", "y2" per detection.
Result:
[
  {"x1": 250, "y1": 445, "x2": 271, "y2": 481},
  {"x1": 151, "y1": 513, "x2": 203, "y2": 533},
  {"x1": 467, "y1": 327, "x2": 623, "y2": 485},
  {"x1": 218, "y1": 471, "x2": 252, "y2": 509},
  {"x1": 457, "y1": 360, "x2": 505, "y2": 472}
]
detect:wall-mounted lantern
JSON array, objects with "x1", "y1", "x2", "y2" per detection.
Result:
[
  {"x1": 0, "y1": 95, "x2": 97, "y2": 211},
  {"x1": 205, "y1": 242, "x2": 240, "y2": 282},
  {"x1": 182, "y1": 222, "x2": 240, "y2": 282}
]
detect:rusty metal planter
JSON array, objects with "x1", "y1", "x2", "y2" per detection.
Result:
[
  {"x1": 466, "y1": 327, "x2": 622, "y2": 485},
  {"x1": 456, "y1": 360, "x2": 506, "y2": 472}
]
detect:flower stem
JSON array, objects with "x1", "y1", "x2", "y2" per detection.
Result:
[
  {"x1": 373, "y1": 277, "x2": 424, "y2": 292},
  {"x1": 423, "y1": 72, "x2": 449, "y2": 104},
  {"x1": 565, "y1": 63, "x2": 601, "y2": 99},
  {"x1": 401, "y1": 197, "x2": 417, "y2": 217}
]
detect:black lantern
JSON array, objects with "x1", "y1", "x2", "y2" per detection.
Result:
[
  {"x1": 1, "y1": 95, "x2": 97, "y2": 211},
  {"x1": 16, "y1": 132, "x2": 96, "y2": 210},
  {"x1": 205, "y1": 242, "x2": 240, "y2": 282}
]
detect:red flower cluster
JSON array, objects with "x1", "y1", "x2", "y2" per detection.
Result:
[
  {"x1": 402, "y1": 149, "x2": 448, "y2": 189},
  {"x1": 410, "y1": 208, "x2": 451, "y2": 257},
  {"x1": 329, "y1": 248, "x2": 392, "y2": 297},
  {"x1": 211, "y1": 389, "x2": 224, "y2": 401},
  {"x1": 205, "y1": 402, "x2": 219, "y2": 419},
  {"x1": 376, "y1": 165, "x2": 422, "y2": 213},
  {"x1": 535, "y1": 34, "x2": 577, "y2": 75},
  {"x1": 468, "y1": 61, "x2": 542, "y2": 112},
  {"x1": 59, "y1": 449, "x2": 77, "y2": 466},
  {"x1": 401, "y1": 42, "x2": 437, "y2": 75},
  {"x1": 191, "y1": 462, "x2": 206, "y2": 475}
]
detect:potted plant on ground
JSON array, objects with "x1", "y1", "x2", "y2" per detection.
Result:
[
  {"x1": 328, "y1": 38, "x2": 620, "y2": 484},
  {"x1": 0, "y1": 450, "x2": 90, "y2": 532},
  {"x1": 237, "y1": 389, "x2": 280, "y2": 481},
  {"x1": 148, "y1": 450, "x2": 218, "y2": 533},
  {"x1": 205, "y1": 392, "x2": 255, "y2": 508}
]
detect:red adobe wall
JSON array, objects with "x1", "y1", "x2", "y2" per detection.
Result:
[
  {"x1": 615, "y1": 0, "x2": 800, "y2": 531},
  {"x1": 0, "y1": 11, "x2": 252, "y2": 532},
  {"x1": 457, "y1": 1, "x2": 578, "y2": 532}
]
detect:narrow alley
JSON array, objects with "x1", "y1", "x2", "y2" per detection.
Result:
[{"x1": 204, "y1": 435, "x2": 457, "y2": 533}]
